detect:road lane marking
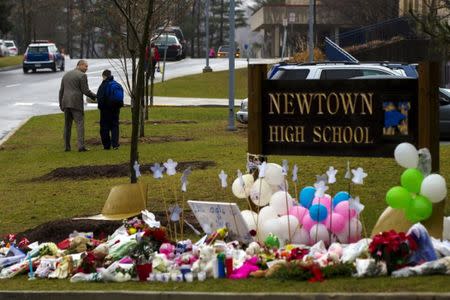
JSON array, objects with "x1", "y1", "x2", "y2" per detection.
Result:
[
  {"x1": 5, "y1": 84, "x2": 20, "y2": 88},
  {"x1": 14, "y1": 102, "x2": 34, "y2": 106}
]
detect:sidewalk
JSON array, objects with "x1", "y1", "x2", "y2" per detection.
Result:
[{"x1": 123, "y1": 96, "x2": 244, "y2": 107}]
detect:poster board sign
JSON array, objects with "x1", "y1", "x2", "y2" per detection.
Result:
[{"x1": 187, "y1": 200, "x2": 253, "y2": 244}]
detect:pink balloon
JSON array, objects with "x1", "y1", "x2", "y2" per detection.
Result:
[
  {"x1": 301, "y1": 213, "x2": 317, "y2": 232},
  {"x1": 326, "y1": 213, "x2": 347, "y2": 234},
  {"x1": 334, "y1": 201, "x2": 357, "y2": 220},
  {"x1": 312, "y1": 196, "x2": 332, "y2": 211},
  {"x1": 288, "y1": 206, "x2": 307, "y2": 221}
]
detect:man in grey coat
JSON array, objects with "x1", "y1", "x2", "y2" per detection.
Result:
[{"x1": 59, "y1": 59, "x2": 97, "y2": 152}]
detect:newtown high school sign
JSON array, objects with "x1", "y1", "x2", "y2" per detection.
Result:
[{"x1": 247, "y1": 63, "x2": 439, "y2": 161}]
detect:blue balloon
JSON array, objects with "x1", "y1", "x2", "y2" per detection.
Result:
[
  {"x1": 299, "y1": 186, "x2": 316, "y2": 208},
  {"x1": 309, "y1": 204, "x2": 328, "y2": 222},
  {"x1": 332, "y1": 191, "x2": 351, "y2": 207}
]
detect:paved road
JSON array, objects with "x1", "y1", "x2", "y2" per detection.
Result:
[{"x1": 0, "y1": 57, "x2": 276, "y2": 141}]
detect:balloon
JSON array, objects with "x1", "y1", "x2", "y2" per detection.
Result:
[
  {"x1": 401, "y1": 168, "x2": 424, "y2": 194},
  {"x1": 301, "y1": 213, "x2": 317, "y2": 232},
  {"x1": 241, "y1": 210, "x2": 258, "y2": 232},
  {"x1": 250, "y1": 178, "x2": 273, "y2": 206},
  {"x1": 336, "y1": 230, "x2": 349, "y2": 244},
  {"x1": 269, "y1": 191, "x2": 294, "y2": 216},
  {"x1": 312, "y1": 195, "x2": 332, "y2": 211},
  {"x1": 231, "y1": 174, "x2": 254, "y2": 198},
  {"x1": 348, "y1": 218, "x2": 362, "y2": 242},
  {"x1": 309, "y1": 204, "x2": 328, "y2": 222},
  {"x1": 405, "y1": 195, "x2": 433, "y2": 223},
  {"x1": 309, "y1": 224, "x2": 330, "y2": 245},
  {"x1": 299, "y1": 186, "x2": 315, "y2": 208},
  {"x1": 332, "y1": 191, "x2": 351, "y2": 207},
  {"x1": 324, "y1": 213, "x2": 347, "y2": 234},
  {"x1": 394, "y1": 142, "x2": 419, "y2": 168},
  {"x1": 386, "y1": 186, "x2": 412, "y2": 209},
  {"x1": 264, "y1": 163, "x2": 284, "y2": 189},
  {"x1": 420, "y1": 174, "x2": 447, "y2": 203},
  {"x1": 288, "y1": 206, "x2": 307, "y2": 223},
  {"x1": 259, "y1": 218, "x2": 282, "y2": 241},
  {"x1": 334, "y1": 201, "x2": 357, "y2": 220},
  {"x1": 258, "y1": 206, "x2": 278, "y2": 223},
  {"x1": 278, "y1": 215, "x2": 299, "y2": 242},
  {"x1": 291, "y1": 227, "x2": 310, "y2": 245}
]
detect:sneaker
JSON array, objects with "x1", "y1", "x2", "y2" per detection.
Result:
[
  {"x1": 78, "y1": 147, "x2": 89, "y2": 152},
  {"x1": 113, "y1": 146, "x2": 119, "y2": 150}
]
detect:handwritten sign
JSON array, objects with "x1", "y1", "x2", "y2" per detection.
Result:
[{"x1": 187, "y1": 200, "x2": 253, "y2": 244}]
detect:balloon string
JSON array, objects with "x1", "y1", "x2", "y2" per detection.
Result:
[
  {"x1": 348, "y1": 182, "x2": 352, "y2": 243},
  {"x1": 160, "y1": 181, "x2": 173, "y2": 241},
  {"x1": 284, "y1": 177, "x2": 292, "y2": 244}
]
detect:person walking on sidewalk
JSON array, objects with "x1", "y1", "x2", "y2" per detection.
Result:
[
  {"x1": 96, "y1": 69, "x2": 124, "y2": 150},
  {"x1": 59, "y1": 59, "x2": 96, "y2": 152}
]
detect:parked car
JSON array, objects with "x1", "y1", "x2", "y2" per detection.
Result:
[
  {"x1": 22, "y1": 42, "x2": 65, "y2": 73},
  {"x1": 4, "y1": 40, "x2": 18, "y2": 56},
  {"x1": 217, "y1": 45, "x2": 240, "y2": 58},
  {"x1": 151, "y1": 34, "x2": 183, "y2": 61},
  {"x1": 0, "y1": 40, "x2": 10, "y2": 57},
  {"x1": 156, "y1": 26, "x2": 187, "y2": 58},
  {"x1": 439, "y1": 88, "x2": 450, "y2": 139}
]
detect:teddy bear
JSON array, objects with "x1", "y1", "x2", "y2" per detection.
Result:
[{"x1": 191, "y1": 245, "x2": 215, "y2": 278}]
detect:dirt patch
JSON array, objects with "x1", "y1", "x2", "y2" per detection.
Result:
[
  {"x1": 16, "y1": 211, "x2": 200, "y2": 244},
  {"x1": 86, "y1": 136, "x2": 193, "y2": 146},
  {"x1": 118, "y1": 120, "x2": 197, "y2": 125},
  {"x1": 32, "y1": 160, "x2": 216, "y2": 181}
]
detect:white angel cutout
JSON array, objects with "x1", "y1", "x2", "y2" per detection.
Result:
[
  {"x1": 150, "y1": 163, "x2": 165, "y2": 179},
  {"x1": 326, "y1": 166, "x2": 338, "y2": 184},
  {"x1": 291, "y1": 164, "x2": 299, "y2": 183},
  {"x1": 349, "y1": 196, "x2": 365, "y2": 214},
  {"x1": 163, "y1": 159, "x2": 178, "y2": 176},
  {"x1": 218, "y1": 170, "x2": 228, "y2": 188},
  {"x1": 281, "y1": 159, "x2": 289, "y2": 176},
  {"x1": 133, "y1": 161, "x2": 141, "y2": 178},
  {"x1": 344, "y1": 161, "x2": 351, "y2": 179},
  {"x1": 258, "y1": 162, "x2": 267, "y2": 178},
  {"x1": 351, "y1": 167, "x2": 367, "y2": 185},
  {"x1": 314, "y1": 180, "x2": 329, "y2": 198}
]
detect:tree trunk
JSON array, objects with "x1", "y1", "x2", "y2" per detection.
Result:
[
  {"x1": 219, "y1": 0, "x2": 224, "y2": 46},
  {"x1": 66, "y1": 0, "x2": 73, "y2": 56},
  {"x1": 196, "y1": 1, "x2": 201, "y2": 57},
  {"x1": 190, "y1": 1, "x2": 196, "y2": 57}
]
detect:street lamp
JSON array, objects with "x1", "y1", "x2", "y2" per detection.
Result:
[{"x1": 203, "y1": 0, "x2": 212, "y2": 73}]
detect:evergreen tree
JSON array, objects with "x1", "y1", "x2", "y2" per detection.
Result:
[{"x1": 0, "y1": 0, "x2": 13, "y2": 35}]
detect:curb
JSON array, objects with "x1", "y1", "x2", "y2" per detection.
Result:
[
  {"x1": 0, "y1": 117, "x2": 31, "y2": 147},
  {"x1": 0, "y1": 291, "x2": 449, "y2": 300},
  {"x1": 0, "y1": 64, "x2": 21, "y2": 72}
]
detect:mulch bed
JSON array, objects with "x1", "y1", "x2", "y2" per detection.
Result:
[
  {"x1": 85, "y1": 136, "x2": 193, "y2": 146},
  {"x1": 16, "y1": 211, "x2": 200, "y2": 244},
  {"x1": 32, "y1": 160, "x2": 216, "y2": 181}
]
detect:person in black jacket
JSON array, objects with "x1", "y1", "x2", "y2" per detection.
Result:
[{"x1": 97, "y1": 69, "x2": 122, "y2": 150}]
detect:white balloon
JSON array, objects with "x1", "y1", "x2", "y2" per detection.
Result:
[
  {"x1": 269, "y1": 191, "x2": 294, "y2": 216},
  {"x1": 231, "y1": 174, "x2": 254, "y2": 199},
  {"x1": 241, "y1": 210, "x2": 258, "y2": 231},
  {"x1": 394, "y1": 143, "x2": 419, "y2": 168},
  {"x1": 336, "y1": 230, "x2": 349, "y2": 244},
  {"x1": 260, "y1": 218, "x2": 283, "y2": 241},
  {"x1": 264, "y1": 163, "x2": 285, "y2": 188},
  {"x1": 291, "y1": 227, "x2": 310, "y2": 245},
  {"x1": 420, "y1": 174, "x2": 447, "y2": 203},
  {"x1": 250, "y1": 178, "x2": 273, "y2": 206},
  {"x1": 278, "y1": 215, "x2": 299, "y2": 242},
  {"x1": 309, "y1": 224, "x2": 330, "y2": 245},
  {"x1": 258, "y1": 206, "x2": 278, "y2": 223},
  {"x1": 348, "y1": 218, "x2": 362, "y2": 242}
]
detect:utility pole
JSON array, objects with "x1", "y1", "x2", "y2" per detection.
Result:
[
  {"x1": 203, "y1": 0, "x2": 212, "y2": 72},
  {"x1": 227, "y1": 0, "x2": 236, "y2": 131},
  {"x1": 308, "y1": 0, "x2": 314, "y2": 62}
]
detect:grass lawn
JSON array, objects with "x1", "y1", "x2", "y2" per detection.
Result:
[
  {"x1": 153, "y1": 68, "x2": 248, "y2": 99},
  {"x1": 0, "y1": 55, "x2": 23, "y2": 68},
  {"x1": 0, "y1": 106, "x2": 449, "y2": 291}
]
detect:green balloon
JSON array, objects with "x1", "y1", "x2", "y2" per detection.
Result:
[
  {"x1": 401, "y1": 168, "x2": 424, "y2": 194},
  {"x1": 405, "y1": 195, "x2": 433, "y2": 223},
  {"x1": 386, "y1": 186, "x2": 412, "y2": 209}
]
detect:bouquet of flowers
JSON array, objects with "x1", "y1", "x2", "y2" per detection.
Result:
[
  {"x1": 130, "y1": 227, "x2": 168, "y2": 264},
  {"x1": 369, "y1": 230, "x2": 417, "y2": 274}
]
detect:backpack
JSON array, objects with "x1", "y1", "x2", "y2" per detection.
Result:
[{"x1": 106, "y1": 80, "x2": 124, "y2": 107}]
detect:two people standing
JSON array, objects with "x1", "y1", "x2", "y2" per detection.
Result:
[
  {"x1": 59, "y1": 60, "x2": 123, "y2": 152},
  {"x1": 59, "y1": 59, "x2": 96, "y2": 152}
]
